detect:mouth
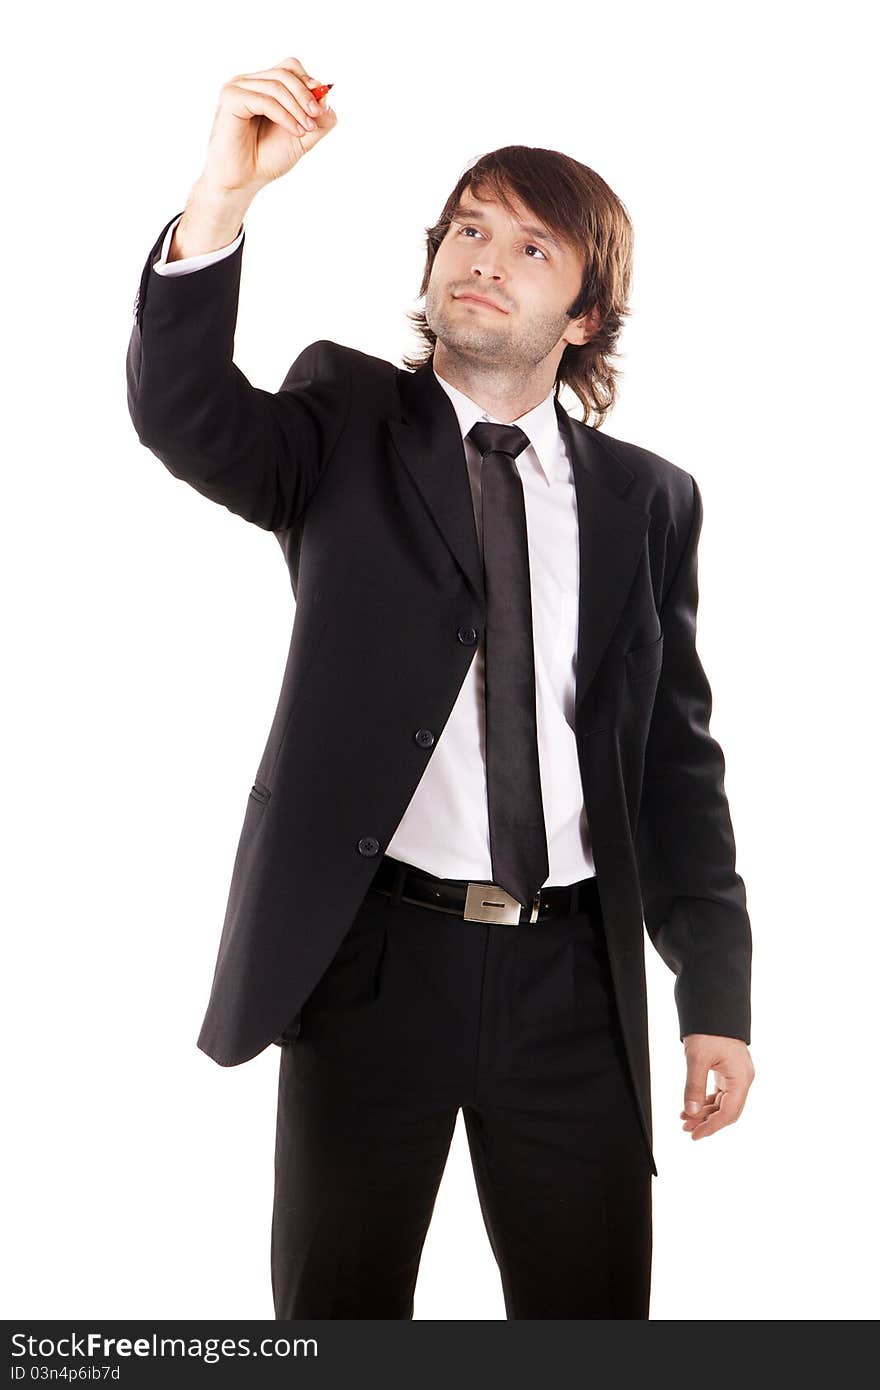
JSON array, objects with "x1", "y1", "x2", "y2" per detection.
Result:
[{"x1": 453, "y1": 293, "x2": 508, "y2": 314}]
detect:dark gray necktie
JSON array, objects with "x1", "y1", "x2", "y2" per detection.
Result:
[{"x1": 467, "y1": 421, "x2": 550, "y2": 908}]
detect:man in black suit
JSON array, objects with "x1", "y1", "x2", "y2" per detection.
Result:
[{"x1": 126, "y1": 55, "x2": 755, "y2": 1319}]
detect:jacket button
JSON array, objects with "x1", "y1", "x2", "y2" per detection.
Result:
[
  {"x1": 414, "y1": 728, "x2": 435, "y2": 748},
  {"x1": 457, "y1": 625, "x2": 478, "y2": 645},
  {"x1": 357, "y1": 836, "x2": 380, "y2": 857}
]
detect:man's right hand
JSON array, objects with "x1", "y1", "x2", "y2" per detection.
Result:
[
  {"x1": 201, "y1": 54, "x2": 337, "y2": 196},
  {"x1": 169, "y1": 55, "x2": 337, "y2": 261}
]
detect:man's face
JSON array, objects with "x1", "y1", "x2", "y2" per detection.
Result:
[{"x1": 425, "y1": 187, "x2": 592, "y2": 372}]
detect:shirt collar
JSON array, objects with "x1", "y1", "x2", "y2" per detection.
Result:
[{"x1": 431, "y1": 362, "x2": 566, "y2": 486}]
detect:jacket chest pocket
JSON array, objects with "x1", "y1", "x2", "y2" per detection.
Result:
[{"x1": 624, "y1": 633, "x2": 664, "y2": 683}]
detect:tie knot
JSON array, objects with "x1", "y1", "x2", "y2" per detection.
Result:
[{"x1": 467, "y1": 421, "x2": 531, "y2": 462}]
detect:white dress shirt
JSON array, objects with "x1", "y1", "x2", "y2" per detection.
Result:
[{"x1": 151, "y1": 216, "x2": 596, "y2": 886}]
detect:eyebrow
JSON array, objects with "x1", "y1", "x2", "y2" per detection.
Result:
[{"x1": 449, "y1": 204, "x2": 561, "y2": 252}]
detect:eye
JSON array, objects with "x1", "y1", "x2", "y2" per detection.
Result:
[{"x1": 455, "y1": 225, "x2": 548, "y2": 260}]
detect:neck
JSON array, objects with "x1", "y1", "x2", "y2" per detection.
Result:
[{"x1": 432, "y1": 344, "x2": 556, "y2": 424}]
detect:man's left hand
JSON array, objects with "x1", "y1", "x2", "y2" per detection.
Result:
[{"x1": 679, "y1": 1034, "x2": 755, "y2": 1141}]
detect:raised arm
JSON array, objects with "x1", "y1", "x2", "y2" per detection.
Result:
[{"x1": 125, "y1": 55, "x2": 345, "y2": 531}]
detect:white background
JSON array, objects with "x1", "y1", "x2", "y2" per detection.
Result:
[{"x1": 4, "y1": 0, "x2": 877, "y2": 1320}]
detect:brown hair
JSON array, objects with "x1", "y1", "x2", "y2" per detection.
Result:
[{"x1": 402, "y1": 146, "x2": 634, "y2": 428}]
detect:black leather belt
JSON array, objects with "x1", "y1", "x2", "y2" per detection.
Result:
[{"x1": 369, "y1": 855, "x2": 601, "y2": 926}]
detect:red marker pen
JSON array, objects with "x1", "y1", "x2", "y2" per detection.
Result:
[{"x1": 309, "y1": 83, "x2": 334, "y2": 104}]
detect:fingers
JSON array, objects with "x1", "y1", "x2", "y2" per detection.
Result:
[
  {"x1": 680, "y1": 1089, "x2": 721, "y2": 1131},
  {"x1": 681, "y1": 1078, "x2": 748, "y2": 1140},
  {"x1": 685, "y1": 1086, "x2": 741, "y2": 1141},
  {"x1": 680, "y1": 1089, "x2": 721, "y2": 1118},
  {"x1": 225, "y1": 82, "x2": 307, "y2": 138},
  {"x1": 267, "y1": 58, "x2": 328, "y2": 118},
  {"x1": 231, "y1": 78, "x2": 317, "y2": 136}
]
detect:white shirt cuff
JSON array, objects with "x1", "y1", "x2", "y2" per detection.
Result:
[{"x1": 152, "y1": 213, "x2": 244, "y2": 276}]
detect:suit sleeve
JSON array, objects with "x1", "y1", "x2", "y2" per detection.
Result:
[
  {"x1": 634, "y1": 473, "x2": 753, "y2": 1043},
  {"x1": 125, "y1": 213, "x2": 351, "y2": 531}
]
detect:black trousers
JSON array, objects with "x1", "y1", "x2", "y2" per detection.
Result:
[{"x1": 271, "y1": 860, "x2": 653, "y2": 1319}]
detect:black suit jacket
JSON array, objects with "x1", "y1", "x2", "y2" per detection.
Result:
[{"x1": 126, "y1": 211, "x2": 752, "y2": 1177}]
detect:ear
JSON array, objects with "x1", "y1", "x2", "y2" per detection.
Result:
[{"x1": 568, "y1": 302, "x2": 603, "y2": 347}]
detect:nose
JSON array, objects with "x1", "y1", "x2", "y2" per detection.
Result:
[{"x1": 467, "y1": 245, "x2": 505, "y2": 280}]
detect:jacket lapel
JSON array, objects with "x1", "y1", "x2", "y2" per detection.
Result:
[
  {"x1": 386, "y1": 358, "x2": 651, "y2": 709},
  {"x1": 554, "y1": 400, "x2": 652, "y2": 713},
  {"x1": 387, "y1": 359, "x2": 486, "y2": 603}
]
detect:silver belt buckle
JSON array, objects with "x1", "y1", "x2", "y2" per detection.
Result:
[{"x1": 463, "y1": 882, "x2": 541, "y2": 925}]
